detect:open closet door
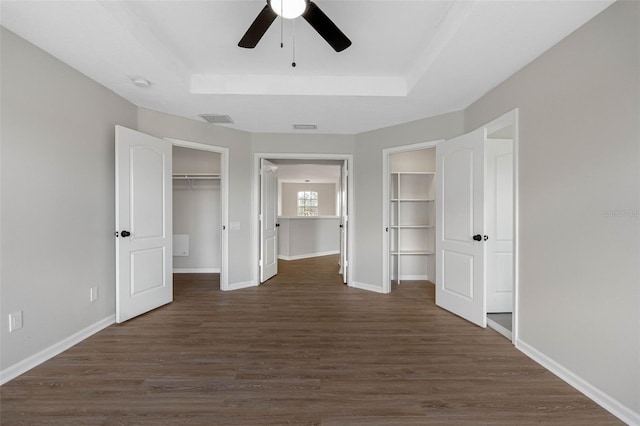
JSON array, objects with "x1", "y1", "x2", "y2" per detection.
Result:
[
  {"x1": 340, "y1": 160, "x2": 349, "y2": 284},
  {"x1": 260, "y1": 159, "x2": 278, "y2": 282},
  {"x1": 115, "y1": 126, "x2": 173, "y2": 323},
  {"x1": 435, "y1": 128, "x2": 487, "y2": 327}
]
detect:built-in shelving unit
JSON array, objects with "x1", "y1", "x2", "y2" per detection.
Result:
[{"x1": 390, "y1": 163, "x2": 436, "y2": 283}]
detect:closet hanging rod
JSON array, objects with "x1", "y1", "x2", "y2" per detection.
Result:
[{"x1": 172, "y1": 174, "x2": 221, "y2": 180}]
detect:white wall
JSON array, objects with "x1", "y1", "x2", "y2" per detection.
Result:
[
  {"x1": 281, "y1": 182, "x2": 337, "y2": 217},
  {"x1": 172, "y1": 148, "x2": 221, "y2": 272},
  {"x1": 278, "y1": 217, "x2": 340, "y2": 260},
  {"x1": 1, "y1": 28, "x2": 137, "y2": 372},
  {"x1": 173, "y1": 146, "x2": 221, "y2": 175},
  {"x1": 465, "y1": 1, "x2": 639, "y2": 419}
]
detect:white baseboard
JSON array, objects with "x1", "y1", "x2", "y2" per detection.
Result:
[
  {"x1": 0, "y1": 315, "x2": 115, "y2": 386},
  {"x1": 517, "y1": 339, "x2": 640, "y2": 425},
  {"x1": 278, "y1": 250, "x2": 339, "y2": 261},
  {"x1": 224, "y1": 280, "x2": 257, "y2": 291},
  {"x1": 486, "y1": 318, "x2": 513, "y2": 341},
  {"x1": 173, "y1": 268, "x2": 220, "y2": 273},
  {"x1": 398, "y1": 274, "x2": 429, "y2": 281},
  {"x1": 350, "y1": 281, "x2": 386, "y2": 294}
]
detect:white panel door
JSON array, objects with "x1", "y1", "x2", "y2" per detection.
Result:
[
  {"x1": 260, "y1": 159, "x2": 278, "y2": 282},
  {"x1": 115, "y1": 126, "x2": 172, "y2": 323},
  {"x1": 435, "y1": 128, "x2": 486, "y2": 327},
  {"x1": 340, "y1": 160, "x2": 348, "y2": 284},
  {"x1": 485, "y1": 139, "x2": 514, "y2": 312}
]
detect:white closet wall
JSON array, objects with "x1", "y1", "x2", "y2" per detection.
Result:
[{"x1": 173, "y1": 147, "x2": 222, "y2": 272}]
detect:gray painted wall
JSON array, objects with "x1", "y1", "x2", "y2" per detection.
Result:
[
  {"x1": 1, "y1": 28, "x2": 137, "y2": 370},
  {"x1": 465, "y1": 0, "x2": 639, "y2": 414}
]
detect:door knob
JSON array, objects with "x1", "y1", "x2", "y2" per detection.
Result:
[
  {"x1": 472, "y1": 234, "x2": 482, "y2": 241},
  {"x1": 121, "y1": 230, "x2": 131, "y2": 237}
]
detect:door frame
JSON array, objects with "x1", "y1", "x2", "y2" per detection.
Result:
[
  {"x1": 382, "y1": 140, "x2": 441, "y2": 294},
  {"x1": 482, "y1": 109, "x2": 520, "y2": 344},
  {"x1": 166, "y1": 138, "x2": 230, "y2": 291},
  {"x1": 252, "y1": 153, "x2": 355, "y2": 287}
]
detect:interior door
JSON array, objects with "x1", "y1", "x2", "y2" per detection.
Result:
[
  {"x1": 435, "y1": 128, "x2": 487, "y2": 327},
  {"x1": 485, "y1": 139, "x2": 514, "y2": 312},
  {"x1": 260, "y1": 159, "x2": 278, "y2": 282},
  {"x1": 115, "y1": 126, "x2": 172, "y2": 323},
  {"x1": 340, "y1": 160, "x2": 348, "y2": 284}
]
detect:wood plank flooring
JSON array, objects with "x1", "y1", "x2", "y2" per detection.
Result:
[{"x1": 0, "y1": 255, "x2": 621, "y2": 425}]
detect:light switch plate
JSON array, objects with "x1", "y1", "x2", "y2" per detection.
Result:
[{"x1": 9, "y1": 311, "x2": 23, "y2": 332}]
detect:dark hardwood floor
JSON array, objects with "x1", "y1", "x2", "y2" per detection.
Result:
[{"x1": 0, "y1": 255, "x2": 620, "y2": 425}]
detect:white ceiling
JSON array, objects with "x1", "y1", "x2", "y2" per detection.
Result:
[{"x1": 1, "y1": 0, "x2": 613, "y2": 134}]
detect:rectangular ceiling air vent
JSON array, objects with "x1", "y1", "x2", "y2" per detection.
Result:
[
  {"x1": 293, "y1": 124, "x2": 317, "y2": 130},
  {"x1": 200, "y1": 114, "x2": 234, "y2": 124}
]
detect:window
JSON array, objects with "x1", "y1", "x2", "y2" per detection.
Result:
[{"x1": 297, "y1": 191, "x2": 318, "y2": 216}]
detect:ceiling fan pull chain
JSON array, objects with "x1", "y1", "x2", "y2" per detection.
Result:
[
  {"x1": 292, "y1": 18, "x2": 297, "y2": 67},
  {"x1": 280, "y1": 8, "x2": 284, "y2": 48}
]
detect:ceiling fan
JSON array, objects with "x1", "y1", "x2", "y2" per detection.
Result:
[{"x1": 238, "y1": 0, "x2": 352, "y2": 52}]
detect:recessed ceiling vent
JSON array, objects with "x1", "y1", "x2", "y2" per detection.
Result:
[
  {"x1": 293, "y1": 124, "x2": 317, "y2": 130},
  {"x1": 200, "y1": 114, "x2": 234, "y2": 124}
]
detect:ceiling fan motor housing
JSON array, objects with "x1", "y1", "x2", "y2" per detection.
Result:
[{"x1": 268, "y1": 0, "x2": 310, "y2": 20}]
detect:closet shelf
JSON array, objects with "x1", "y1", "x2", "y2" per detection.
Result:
[
  {"x1": 391, "y1": 225, "x2": 434, "y2": 229},
  {"x1": 172, "y1": 174, "x2": 220, "y2": 190},
  {"x1": 391, "y1": 250, "x2": 435, "y2": 255},
  {"x1": 172, "y1": 174, "x2": 220, "y2": 180},
  {"x1": 391, "y1": 198, "x2": 434, "y2": 202}
]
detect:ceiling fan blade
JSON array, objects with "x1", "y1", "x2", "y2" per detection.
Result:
[
  {"x1": 238, "y1": 5, "x2": 277, "y2": 48},
  {"x1": 302, "y1": 2, "x2": 351, "y2": 52}
]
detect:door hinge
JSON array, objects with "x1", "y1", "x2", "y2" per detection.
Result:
[
  {"x1": 259, "y1": 214, "x2": 263, "y2": 222},
  {"x1": 258, "y1": 259, "x2": 263, "y2": 267}
]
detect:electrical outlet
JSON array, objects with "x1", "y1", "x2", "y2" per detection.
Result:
[
  {"x1": 90, "y1": 286, "x2": 99, "y2": 302},
  {"x1": 9, "y1": 311, "x2": 23, "y2": 332}
]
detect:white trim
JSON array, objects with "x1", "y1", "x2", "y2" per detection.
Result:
[
  {"x1": 487, "y1": 317, "x2": 513, "y2": 340},
  {"x1": 397, "y1": 274, "x2": 429, "y2": 281},
  {"x1": 253, "y1": 153, "x2": 355, "y2": 288},
  {"x1": 517, "y1": 339, "x2": 640, "y2": 425},
  {"x1": 278, "y1": 250, "x2": 339, "y2": 261},
  {"x1": 225, "y1": 280, "x2": 257, "y2": 291},
  {"x1": 0, "y1": 315, "x2": 115, "y2": 385},
  {"x1": 173, "y1": 268, "x2": 221, "y2": 273},
  {"x1": 165, "y1": 138, "x2": 230, "y2": 291},
  {"x1": 382, "y1": 140, "x2": 442, "y2": 294},
  {"x1": 472, "y1": 108, "x2": 520, "y2": 344},
  {"x1": 350, "y1": 281, "x2": 385, "y2": 294}
]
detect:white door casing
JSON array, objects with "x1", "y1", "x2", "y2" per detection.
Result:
[
  {"x1": 340, "y1": 160, "x2": 348, "y2": 283},
  {"x1": 260, "y1": 159, "x2": 278, "y2": 282},
  {"x1": 485, "y1": 139, "x2": 514, "y2": 313},
  {"x1": 115, "y1": 126, "x2": 173, "y2": 323},
  {"x1": 435, "y1": 128, "x2": 486, "y2": 327}
]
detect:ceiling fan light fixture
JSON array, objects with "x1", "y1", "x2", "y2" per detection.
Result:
[{"x1": 269, "y1": 0, "x2": 308, "y2": 19}]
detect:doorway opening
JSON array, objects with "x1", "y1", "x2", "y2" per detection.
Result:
[
  {"x1": 382, "y1": 140, "x2": 441, "y2": 294},
  {"x1": 169, "y1": 139, "x2": 229, "y2": 291},
  {"x1": 253, "y1": 154, "x2": 353, "y2": 287},
  {"x1": 484, "y1": 121, "x2": 516, "y2": 341}
]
